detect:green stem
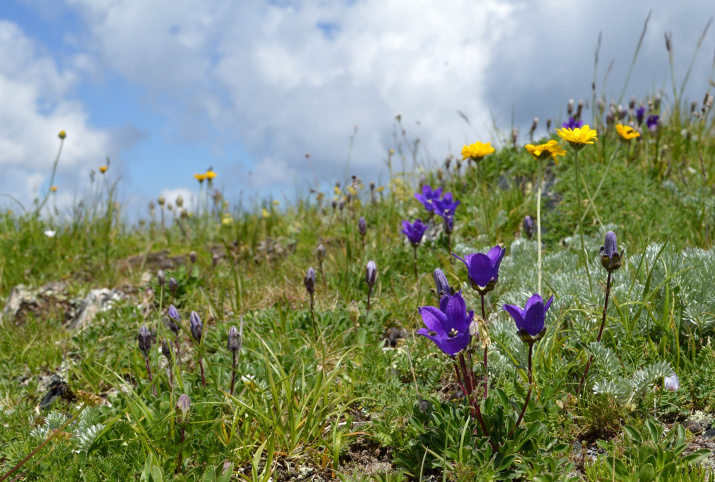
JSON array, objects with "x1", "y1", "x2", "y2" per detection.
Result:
[
  {"x1": 574, "y1": 149, "x2": 594, "y2": 294},
  {"x1": 536, "y1": 160, "x2": 543, "y2": 296}
]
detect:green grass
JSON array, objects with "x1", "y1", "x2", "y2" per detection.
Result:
[{"x1": 2, "y1": 72, "x2": 715, "y2": 480}]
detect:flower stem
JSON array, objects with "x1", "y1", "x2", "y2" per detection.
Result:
[
  {"x1": 230, "y1": 352, "x2": 237, "y2": 396},
  {"x1": 480, "y1": 294, "x2": 489, "y2": 399},
  {"x1": 573, "y1": 149, "x2": 594, "y2": 294},
  {"x1": 577, "y1": 269, "x2": 612, "y2": 395},
  {"x1": 366, "y1": 285, "x2": 373, "y2": 314},
  {"x1": 413, "y1": 245, "x2": 418, "y2": 280},
  {"x1": 145, "y1": 355, "x2": 157, "y2": 397},
  {"x1": 174, "y1": 335, "x2": 182, "y2": 367},
  {"x1": 509, "y1": 342, "x2": 533, "y2": 437},
  {"x1": 198, "y1": 356, "x2": 206, "y2": 388},
  {"x1": 536, "y1": 160, "x2": 543, "y2": 296},
  {"x1": 319, "y1": 260, "x2": 326, "y2": 288}
]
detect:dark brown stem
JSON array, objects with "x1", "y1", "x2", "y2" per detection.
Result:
[
  {"x1": 480, "y1": 294, "x2": 488, "y2": 399},
  {"x1": 175, "y1": 336, "x2": 182, "y2": 367},
  {"x1": 198, "y1": 356, "x2": 206, "y2": 388},
  {"x1": 319, "y1": 261, "x2": 326, "y2": 288},
  {"x1": 310, "y1": 292, "x2": 314, "y2": 312},
  {"x1": 230, "y1": 354, "x2": 236, "y2": 395},
  {"x1": 509, "y1": 342, "x2": 533, "y2": 437},
  {"x1": 366, "y1": 285, "x2": 373, "y2": 314},
  {"x1": 577, "y1": 270, "x2": 612, "y2": 394},
  {"x1": 176, "y1": 426, "x2": 185, "y2": 474}
]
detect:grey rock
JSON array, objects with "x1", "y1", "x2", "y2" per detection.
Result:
[{"x1": 66, "y1": 289, "x2": 123, "y2": 330}]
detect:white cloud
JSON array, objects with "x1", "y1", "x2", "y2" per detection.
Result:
[{"x1": 0, "y1": 20, "x2": 114, "y2": 209}]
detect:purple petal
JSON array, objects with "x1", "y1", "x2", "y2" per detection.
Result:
[
  {"x1": 524, "y1": 293, "x2": 543, "y2": 313},
  {"x1": 466, "y1": 253, "x2": 494, "y2": 287},
  {"x1": 503, "y1": 304, "x2": 525, "y2": 331},
  {"x1": 418, "y1": 306, "x2": 448, "y2": 336},
  {"x1": 417, "y1": 329, "x2": 470, "y2": 356},
  {"x1": 402, "y1": 220, "x2": 412, "y2": 231},
  {"x1": 451, "y1": 253, "x2": 469, "y2": 269},
  {"x1": 439, "y1": 292, "x2": 451, "y2": 313},
  {"x1": 432, "y1": 187, "x2": 443, "y2": 199},
  {"x1": 445, "y1": 292, "x2": 467, "y2": 331},
  {"x1": 523, "y1": 298, "x2": 545, "y2": 336},
  {"x1": 544, "y1": 295, "x2": 554, "y2": 314}
]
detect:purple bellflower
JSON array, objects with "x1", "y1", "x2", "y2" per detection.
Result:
[
  {"x1": 401, "y1": 219, "x2": 428, "y2": 247},
  {"x1": 417, "y1": 291, "x2": 474, "y2": 356},
  {"x1": 562, "y1": 118, "x2": 583, "y2": 129},
  {"x1": 647, "y1": 115, "x2": 659, "y2": 133},
  {"x1": 432, "y1": 268, "x2": 454, "y2": 299},
  {"x1": 503, "y1": 294, "x2": 554, "y2": 343},
  {"x1": 664, "y1": 374, "x2": 679, "y2": 392},
  {"x1": 414, "y1": 185, "x2": 443, "y2": 213},
  {"x1": 434, "y1": 192, "x2": 460, "y2": 234},
  {"x1": 452, "y1": 245, "x2": 506, "y2": 295},
  {"x1": 635, "y1": 106, "x2": 646, "y2": 125}
]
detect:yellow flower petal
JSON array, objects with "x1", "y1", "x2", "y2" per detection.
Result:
[
  {"x1": 461, "y1": 141, "x2": 495, "y2": 162},
  {"x1": 615, "y1": 124, "x2": 640, "y2": 141},
  {"x1": 525, "y1": 140, "x2": 566, "y2": 162},
  {"x1": 556, "y1": 125, "x2": 598, "y2": 150}
]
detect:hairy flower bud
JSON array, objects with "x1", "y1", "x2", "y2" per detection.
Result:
[
  {"x1": 227, "y1": 326, "x2": 241, "y2": 353},
  {"x1": 317, "y1": 244, "x2": 326, "y2": 261},
  {"x1": 157, "y1": 270, "x2": 165, "y2": 287},
  {"x1": 599, "y1": 231, "x2": 623, "y2": 272},
  {"x1": 348, "y1": 301, "x2": 360, "y2": 325},
  {"x1": 169, "y1": 277, "x2": 178, "y2": 296},
  {"x1": 161, "y1": 338, "x2": 173, "y2": 360},
  {"x1": 523, "y1": 215, "x2": 535, "y2": 240},
  {"x1": 176, "y1": 394, "x2": 191, "y2": 424},
  {"x1": 189, "y1": 311, "x2": 203, "y2": 343},
  {"x1": 304, "y1": 267, "x2": 316, "y2": 294},
  {"x1": 366, "y1": 261, "x2": 377, "y2": 286},
  {"x1": 358, "y1": 216, "x2": 367, "y2": 236},
  {"x1": 189, "y1": 251, "x2": 197, "y2": 264},
  {"x1": 137, "y1": 326, "x2": 152, "y2": 356}
]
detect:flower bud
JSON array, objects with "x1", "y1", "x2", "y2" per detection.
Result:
[
  {"x1": 212, "y1": 253, "x2": 220, "y2": 267},
  {"x1": 366, "y1": 261, "x2": 377, "y2": 286},
  {"x1": 317, "y1": 244, "x2": 326, "y2": 261},
  {"x1": 176, "y1": 196, "x2": 184, "y2": 208},
  {"x1": 58, "y1": 130, "x2": 67, "y2": 139},
  {"x1": 227, "y1": 326, "x2": 241, "y2": 353},
  {"x1": 169, "y1": 277, "x2": 178, "y2": 295},
  {"x1": 358, "y1": 216, "x2": 367, "y2": 236},
  {"x1": 137, "y1": 326, "x2": 152, "y2": 356},
  {"x1": 189, "y1": 311, "x2": 203, "y2": 343},
  {"x1": 432, "y1": 269, "x2": 452, "y2": 298},
  {"x1": 157, "y1": 270, "x2": 165, "y2": 287},
  {"x1": 523, "y1": 215, "x2": 535, "y2": 240},
  {"x1": 157, "y1": 195, "x2": 166, "y2": 206},
  {"x1": 189, "y1": 251, "x2": 197, "y2": 264},
  {"x1": 176, "y1": 394, "x2": 191, "y2": 424},
  {"x1": 304, "y1": 267, "x2": 316, "y2": 294},
  {"x1": 348, "y1": 300, "x2": 360, "y2": 325},
  {"x1": 599, "y1": 231, "x2": 623, "y2": 272},
  {"x1": 664, "y1": 374, "x2": 679, "y2": 392}
]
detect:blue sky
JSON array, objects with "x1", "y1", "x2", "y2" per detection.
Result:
[{"x1": 1, "y1": 0, "x2": 713, "y2": 219}]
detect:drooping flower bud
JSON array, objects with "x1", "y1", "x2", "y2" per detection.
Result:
[
  {"x1": 189, "y1": 311, "x2": 203, "y2": 343},
  {"x1": 176, "y1": 394, "x2": 191, "y2": 424},
  {"x1": 304, "y1": 267, "x2": 316, "y2": 294},
  {"x1": 366, "y1": 261, "x2": 377, "y2": 286},
  {"x1": 599, "y1": 231, "x2": 623, "y2": 272},
  {"x1": 227, "y1": 326, "x2": 241, "y2": 353},
  {"x1": 523, "y1": 216, "x2": 535, "y2": 240},
  {"x1": 157, "y1": 270, "x2": 165, "y2": 287},
  {"x1": 137, "y1": 326, "x2": 152, "y2": 356}
]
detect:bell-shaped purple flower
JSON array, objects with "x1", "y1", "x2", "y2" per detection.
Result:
[
  {"x1": 452, "y1": 246, "x2": 505, "y2": 294},
  {"x1": 503, "y1": 294, "x2": 554, "y2": 343},
  {"x1": 635, "y1": 106, "x2": 646, "y2": 125},
  {"x1": 366, "y1": 261, "x2": 377, "y2": 286},
  {"x1": 189, "y1": 311, "x2": 203, "y2": 343},
  {"x1": 562, "y1": 117, "x2": 583, "y2": 129},
  {"x1": 417, "y1": 291, "x2": 474, "y2": 356},
  {"x1": 401, "y1": 219, "x2": 428, "y2": 247},
  {"x1": 433, "y1": 192, "x2": 460, "y2": 219},
  {"x1": 414, "y1": 185, "x2": 443, "y2": 213},
  {"x1": 647, "y1": 115, "x2": 659, "y2": 133},
  {"x1": 599, "y1": 231, "x2": 623, "y2": 272}
]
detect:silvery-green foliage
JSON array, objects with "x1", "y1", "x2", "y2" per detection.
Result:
[
  {"x1": 74, "y1": 406, "x2": 105, "y2": 454},
  {"x1": 592, "y1": 359, "x2": 674, "y2": 408}
]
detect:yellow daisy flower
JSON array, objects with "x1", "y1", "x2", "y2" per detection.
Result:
[
  {"x1": 461, "y1": 141, "x2": 495, "y2": 162},
  {"x1": 58, "y1": 131, "x2": 66, "y2": 139},
  {"x1": 525, "y1": 140, "x2": 567, "y2": 163},
  {"x1": 194, "y1": 173, "x2": 207, "y2": 183},
  {"x1": 50, "y1": 185, "x2": 57, "y2": 192},
  {"x1": 556, "y1": 125, "x2": 598, "y2": 151},
  {"x1": 615, "y1": 124, "x2": 640, "y2": 141},
  {"x1": 99, "y1": 165, "x2": 108, "y2": 174},
  {"x1": 205, "y1": 170, "x2": 217, "y2": 180}
]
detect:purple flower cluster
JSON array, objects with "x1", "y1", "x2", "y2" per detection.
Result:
[{"x1": 562, "y1": 118, "x2": 583, "y2": 129}]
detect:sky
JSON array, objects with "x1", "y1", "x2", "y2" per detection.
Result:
[{"x1": 1, "y1": 0, "x2": 713, "y2": 219}]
